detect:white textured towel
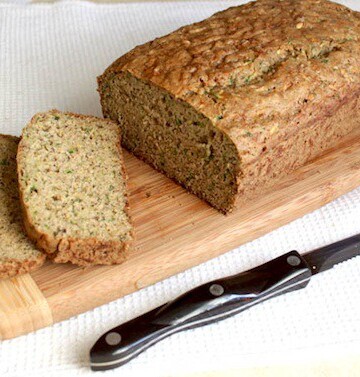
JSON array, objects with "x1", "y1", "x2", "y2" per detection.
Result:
[{"x1": 0, "y1": 1, "x2": 360, "y2": 376}]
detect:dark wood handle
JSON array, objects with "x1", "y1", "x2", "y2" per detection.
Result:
[{"x1": 90, "y1": 251, "x2": 312, "y2": 371}]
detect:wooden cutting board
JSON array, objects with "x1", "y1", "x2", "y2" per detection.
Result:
[{"x1": 1, "y1": 128, "x2": 360, "y2": 340}]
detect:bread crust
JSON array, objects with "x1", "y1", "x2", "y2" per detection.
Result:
[
  {"x1": 98, "y1": 0, "x2": 360, "y2": 213},
  {"x1": 0, "y1": 255, "x2": 45, "y2": 279},
  {"x1": 17, "y1": 110, "x2": 133, "y2": 266}
]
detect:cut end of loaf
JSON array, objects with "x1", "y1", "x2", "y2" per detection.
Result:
[
  {"x1": 0, "y1": 134, "x2": 45, "y2": 279},
  {"x1": 17, "y1": 110, "x2": 133, "y2": 266},
  {"x1": 98, "y1": 72, "x2": 241, "y2": 213}
]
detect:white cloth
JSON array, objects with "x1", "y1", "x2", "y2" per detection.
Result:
[
  {"x1": 1, "y1": 1, "x2": 360, "y2": 376},
  {"x1": 0, "y1": 1, "x2": 29, "y2": 3}
]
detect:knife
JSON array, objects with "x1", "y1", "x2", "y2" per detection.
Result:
[{"x1": 90, "y1": 234, "x2": 360, "y2": 371}]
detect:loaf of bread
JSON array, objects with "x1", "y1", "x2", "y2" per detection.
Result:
[
  {"x1": 98, "y1": 0, "x2": 360, "y2": 213},
  {"x1": 0, "y1": 135, "x2": 45, "y2": 279},
  {"x1": 17, "y1": 110, "x2": 133, "y2": 266}
]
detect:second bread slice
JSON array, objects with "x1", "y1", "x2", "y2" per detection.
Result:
[
  {"x1": 0, "y1": 135, "x2": 45, "y2": 278},
  {"x1": 17, "y1": 110, "x2": 133, "y2": 266}
]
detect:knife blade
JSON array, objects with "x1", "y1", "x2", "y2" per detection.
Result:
[{"x1": 90, "y1": 233, "x2": 360, "y2": 371}]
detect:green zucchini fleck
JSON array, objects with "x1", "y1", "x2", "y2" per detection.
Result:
[{"x1": 30, "y1": 185, "x2": 38, "y2": 193}]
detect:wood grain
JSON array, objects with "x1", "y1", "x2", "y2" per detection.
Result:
[
  {"x1": 2, "y1": 127, "x2": 360, "y2": 338},
  {"x1": 0, "y1": 274, "x2": 53, "y2": 340}
]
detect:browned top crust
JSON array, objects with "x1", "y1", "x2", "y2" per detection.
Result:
[{"x1": 100, "y1": 0, "x2": 360, "y2": 164}]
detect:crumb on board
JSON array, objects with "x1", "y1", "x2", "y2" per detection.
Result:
[{"x1": 145, "y1": 192, "x2": 151, "y2": 198}]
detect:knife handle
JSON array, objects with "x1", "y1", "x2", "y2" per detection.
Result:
[{"x1": 90, "y1": 251, "x2": 312, "y2": 371}]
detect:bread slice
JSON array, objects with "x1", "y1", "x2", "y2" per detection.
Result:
[
  {"x1": 0, "y1": 135, "x2": 45, "y2": 279},
  {"x1": 17, "y1": 110, "x2": 133, "y2": 266}
]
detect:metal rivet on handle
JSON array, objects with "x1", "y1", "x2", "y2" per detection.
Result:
[
  {"x1": 209, "y1": 284, "x2": 224, "y2": 296},
  {"x1": 105, "y1": 332, "x2": 122, "y2": 346},
  {"x1": 287, "y1": 255, "x2": 301, "y2": 266}
]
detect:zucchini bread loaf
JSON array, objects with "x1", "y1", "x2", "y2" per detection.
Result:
[
  {"x1": 17, "y1": 110, "x2": 133, "y2": 266},
  {"x1": 98, "y1": 0, "x2": 360, "y2": 213},
  {"x1": 0, "y1": 135, "x2": 45, "y2": 279}
]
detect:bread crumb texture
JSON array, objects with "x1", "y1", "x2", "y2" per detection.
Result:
[
  {"x1": 0, "y1": 135, "x2": 45, "y2": 279},
  {"x1": 17, "y1": 110, "x2": 133, "y2": 266}
]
